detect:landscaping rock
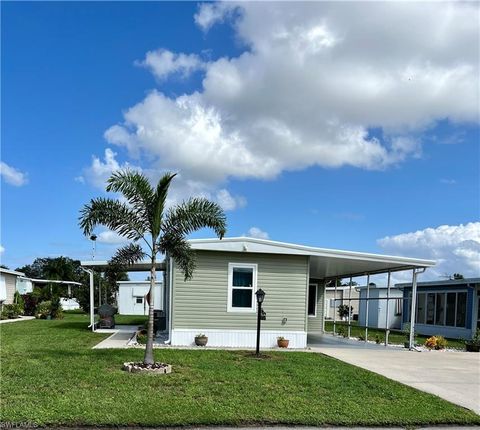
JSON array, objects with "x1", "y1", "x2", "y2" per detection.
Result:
[{"x1": 122, "y1": 362, "x2": 172, "y2": 374}]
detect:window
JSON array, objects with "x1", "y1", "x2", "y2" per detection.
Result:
[
  {"x1": 228, "y1": 263, "x2": 257, "y2": 312},
  {"x1": 445, "y1": 292, "x2": 456, "y2": 326},
  {"x1": 456, "y1": 292, "x2": 467, "y2": 328},
  {"x1": 135, "y1": 297, "x2": 143, "y2": 304},
  {"x1": 435, "y1": 293, "x2": 445, "y2": 326},
  {"x1": 426, "y1": 293, "x2": 436, "y2": 324},
  {"x1": 416, "y1": 293, "x2": 426, "y2": 324},
  {"x1": 308, "y1": 284, "x2": 317, "y2": 316}
]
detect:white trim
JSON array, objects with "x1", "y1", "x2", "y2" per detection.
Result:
[
  {"x1": 171, "y1": 328, "x2": 307, "y2": 348},
  {"x1": 227, "y1": 263, "x2": 258, "y2": 313},
  {"x1": 308, "y1": 283, "x2": 318, "y2": 318},
  {"x1": 188, "y1": 237, "x2": 435, "y2": 267}
]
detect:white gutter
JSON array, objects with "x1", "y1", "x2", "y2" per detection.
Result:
[{"x1": 80, "y1": 267, "x2": 95, "y2": 332}]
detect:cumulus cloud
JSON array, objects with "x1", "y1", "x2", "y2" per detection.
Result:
[
  {"x1": 96, "y1": 229, "x2": 130, "y2": 245},
  {"x1": 79, "y1": 148, "x2": 140, "y2": 190},
  {"x1": 378, "y1": 222, "x2": 480, "y2": 280},
  {"x1": 245, "y1": 227, "x2": 269, "y2": 240},
  {"x1": 0, "y1": 162, "x2": 28, "y2": 186},
  {"x1": 136, "y1": 49, "x2": 205, "y2": 80},
  {"x1": 86, "y1": 2, "x2": 477, "y2": 210}
]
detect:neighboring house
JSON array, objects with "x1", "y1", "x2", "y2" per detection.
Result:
[
  {"x1": 81, "y1": 237, "x2": 435, "y2": 348},
  {"x1": 117, "y1": 281, "x2": 162, "y2": 315},
  {"x1": 399, "y1": 278, "x2": 480, "y2": 340},
  {"x1": 0, "y1": 268, "x2": 27, "y2": 307},
  {"x1": 357, "y1": 284, "x2": 403, "y2": 329},
  {"x1": 324, "y1": 286, "x2": 360, "y2": 320}
]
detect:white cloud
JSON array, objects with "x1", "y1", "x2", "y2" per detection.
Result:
[
  {"x1": 0, "y1": 162, "x2": 28, "y2": 186},
  {"x1": 137, "y1": 49, "x2": 205, "y2": 80},
  {"x1": 96, "y1": 229, "x2": 130, "y2": 245},
  {"x1": 215, "y1": 189, "x2": 246, "y2": 211},
  {"x1": 85, "y1": 2, "x2": 478, "y2": 210},
  {"x1": 79, "y1": 148, "x2": 140, "y2": 190},
  {"x1": 245, "y1": 227, "x2": 269, "y2": 240},
  {"x1": 0, "y1": 245, "x2": 5, "y2": 255},
  {"x1": 440, "y1": 178, "x2": 457, "y2": 185},
  {"x1": 378, "y1": 222, "x2": 480, "y2": 280}
]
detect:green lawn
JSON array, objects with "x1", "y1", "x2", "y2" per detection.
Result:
[
  {"x1": 1, "y1": 314, "x2": 478, "y2": 427},
  {"x1": 324, "y1": 320, "x2": 466, "y2": 350}
]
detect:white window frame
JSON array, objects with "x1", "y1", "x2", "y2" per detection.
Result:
[
  {"x1": 308, "y1": 283, "x2": 318, "y2": 317},
  {"x1": 227, "y1": 263, "x2": 257, "y2": 313}
]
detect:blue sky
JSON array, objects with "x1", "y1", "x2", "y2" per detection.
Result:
[{"x1": 1, "y1": 2, "x2": 479, "y2": 279}]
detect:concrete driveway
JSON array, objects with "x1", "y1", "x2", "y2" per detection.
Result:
[{"x1": 308, "y1": 334, "x2": 480, "y2": 414}]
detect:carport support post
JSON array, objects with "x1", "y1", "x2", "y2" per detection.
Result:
[
  {"x1": 348, "y1": 277, "x2": 353, "y2": 338},
  {"x1": 409, "y1": 269, "x2": 419, "y2": 350},
  {"x1": 333, "y1": 277, "x2": 338, "y2": 335},
  {"x1": 364, "y1": 274, "x2": 370, "y2": 342},
  {"x1": 385, "y1": 270, "x2": 391, "y2": 346}
]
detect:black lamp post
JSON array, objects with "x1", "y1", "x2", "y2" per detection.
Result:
[{"x1": 255, "y1": 288, "x2": 265, "y2": 357}]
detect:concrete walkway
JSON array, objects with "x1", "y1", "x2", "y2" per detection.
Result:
[
  {"x1": 0, "y1": 316, "x2": 35, "y2": 324},
  {"x1": 92, "y1": 325, "x2": 138, "y2": 349},
  {"x1": 309, "y1": 334, "x2": 480, "y2": 414}
]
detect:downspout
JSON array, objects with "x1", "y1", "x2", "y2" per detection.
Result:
[
  {"x1": 80, "y1": 267, "x2": 95, "y2": 332},
  {"x1": 164, "y1": 257, "x2": 174, "y2": 344},
  {"x1": 409, "y1": 267, "x2": 427, "y2": 350}
]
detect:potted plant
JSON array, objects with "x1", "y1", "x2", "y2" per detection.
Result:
[
  {"x1": 465, "y1": 329, "x2": 480, "y2": 352},
  {"x1": 277, "y1": 336, "x2": 289, "y2": 348},
  {"x1": 194, "y1": 333, "x2": 208, "y2": 346}
]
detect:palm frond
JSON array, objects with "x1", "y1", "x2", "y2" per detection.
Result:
[
  {"x1": 163, "y1": 197, "x2": 227, "y2": 239},
  {"x1": 106, "y1": 170, "x2": 154, "y2": 223},
  {"x1": 79, "y1": 197, "x2": 146, "y2": 240},
  {"x1": 151, "y1": 172, "x2": 177, "y2": 239},
  {"x1": 110, "y1": 243, "x2": 146, "y2": 267},
  {"x1": 159, "y1": 234, "x2": 196, "y2": 280}
]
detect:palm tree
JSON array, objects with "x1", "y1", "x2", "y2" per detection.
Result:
[{"x1": 79, "y1": 170, "x2": 226, "y2": 365}]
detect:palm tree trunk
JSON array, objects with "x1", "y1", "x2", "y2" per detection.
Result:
[{"x1": 144, "y1": 254, "x2": 156, "y2": 365}]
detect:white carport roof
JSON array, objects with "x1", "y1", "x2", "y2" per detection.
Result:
[{"x1": 189, "y1": 237, "x2": 435, "y2": 280}]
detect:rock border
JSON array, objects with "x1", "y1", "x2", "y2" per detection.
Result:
[{"x1": 122, "y1": 362, "x2": 172, "y2": 374}]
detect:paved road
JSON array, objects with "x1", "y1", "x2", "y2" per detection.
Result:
[{"x1": 308, "y1": 334, "x2": 480, "y2": 414}]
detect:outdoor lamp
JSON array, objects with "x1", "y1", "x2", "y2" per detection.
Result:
[{"x1": 255, "y1": 288, "x2": 265, "y2": 304}]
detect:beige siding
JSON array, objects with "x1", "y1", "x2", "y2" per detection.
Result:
[
  {"x1": 173, "y1": 251, "x2": 309, "y2": 331},
  {"x1": 307, "y1": 279, "x2": 325, "y2": 333},
  {"x1": 3, "y1": 273, "x2": 17, "y2": 304}
]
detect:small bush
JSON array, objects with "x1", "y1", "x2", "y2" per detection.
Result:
[
  {"x1": 36, "y1": 301, "x2": 52, "y2": 319},
  {"x1": 1, "y1": 304, "x2": 23, "y2": 320},
  {"x1": 425, "y1": 335, "x2": 448, "y2": 350},
  {"x1": 13, "y1": 291, "x2": 25, "y2": 312},
  {"x1": 50, "y1": 297, "x2": 64, "y2": 319},
  {"x1": 22, "y1": 294, "x2": 38, "y2": 316},
  {"x1": 358, "y1": 333, "x2": 365, "y2": 341},
  {"x1": 337, "y1": 325, "x2": 348, "y2": 338},
  {"x1": 375, "y1": 334, "x2": 383, "y2": 344}
]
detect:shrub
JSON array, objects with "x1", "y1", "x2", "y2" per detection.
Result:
[
  {"x1": 425, "y1": 335, "x2": 447, "y2": 350},
  {"x1": 1, "y1": 304, "x2": 23, "y2": 320},
  {"x1": 337, "y1": 325, "x2": 347, "y2": 338},
  {"x1": 466, "y1": 329, "x2": 480, "y2": 347},
  {"x1": 375, "y1": 334, "x2": 383, "y2": 344},
  {"x1": 358, "y1": 333, "x2": 365, "y2": 341},
  {"x1": 50, "y1": 296, "x2": 64, "y2": 319},
  {"x1": 435, "y1": 336, "x2": 447, "y2": 350},
  {"x1": 13, "y1": 291, "x2": 25, "y2": 312},
  {"x1": 337, "y1": 304, "x2": 353, "y2": 320},
  {"x1": 22, "y1": 294, "x2": 39, "y2": 316},
  {"x1": 36, "y1": 301, "x2": 52, "y2": 319}
]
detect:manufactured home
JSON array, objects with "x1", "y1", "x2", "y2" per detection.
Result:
[
  {"x1": 0, "y1": 268, "x2": 27, "y2": 307},
  {"x1": 117, "y1": 281, "x2": 162, "y2": 315},
  {"x1": 81, "y1": 237, "x2": 435, "y2": 348},
  {"x1": 400, "y1": 277, "x2": 480, "y2": 340}
]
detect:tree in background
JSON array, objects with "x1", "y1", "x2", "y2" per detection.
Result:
[{"x1": 79, "y1": 170, "x2": 226, "y2": 366}]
